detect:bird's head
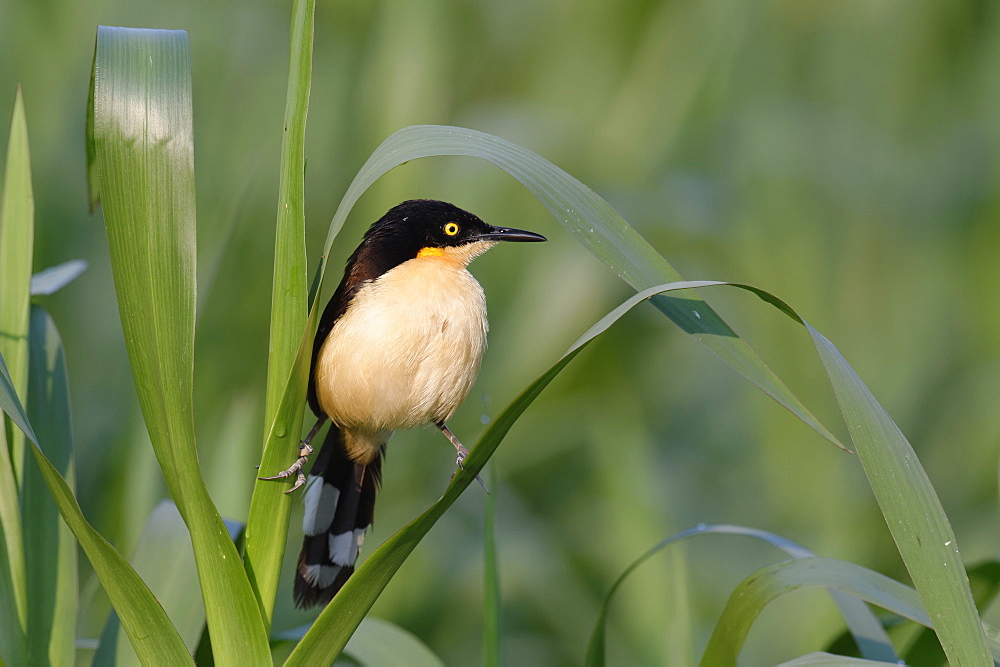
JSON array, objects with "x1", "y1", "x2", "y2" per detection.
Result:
[{"x1": 360, "y1": 200, "x2": 546, "y2": 269}]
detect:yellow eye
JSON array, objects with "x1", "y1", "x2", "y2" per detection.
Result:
[{"x1": 444, "y1": 222, "x2": 460, "y2": 236}]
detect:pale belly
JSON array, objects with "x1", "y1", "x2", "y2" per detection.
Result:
[{"x1": 314, "y1": 258, "x2": 488, "y2": 433}]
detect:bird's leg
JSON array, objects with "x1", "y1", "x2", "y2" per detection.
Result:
[
  {"x1": 435, "y1": 421, "x2": 489, "y2": 494},
  {"x1": 259, "y1": 415, "x2": 328, "y2": 494}
]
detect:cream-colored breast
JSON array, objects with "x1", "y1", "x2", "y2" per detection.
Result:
[{"x1": 314, "y1": 255, "x2": 488, "y2": 433}]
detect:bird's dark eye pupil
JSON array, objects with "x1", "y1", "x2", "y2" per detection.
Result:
[{"x1": 444, "y1": 222, "x2": 460, "y2": 236}]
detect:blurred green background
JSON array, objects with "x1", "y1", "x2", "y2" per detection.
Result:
[{"x1": 4, "y1": 0, "x2": 1000, "y2": 663}]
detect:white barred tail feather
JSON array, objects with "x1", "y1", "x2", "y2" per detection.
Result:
[{"x1": 294, "y1": 426, "x2": 383, "y2": 608}]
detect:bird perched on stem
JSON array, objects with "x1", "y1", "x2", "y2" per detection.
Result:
[{"x1": 260, "y1": 199, "x2": 546, "y2": 607}]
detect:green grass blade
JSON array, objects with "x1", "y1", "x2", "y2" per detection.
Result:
[
  {"x1": 585, "y1": 523, "x2": 895, "y2": 666},
  {"x1": 0, "y1": 85, "x2": 32, "y2": 666},
  {"x1": 805, "y1": 323, "x2": 992, "y2": 664},
  {"x1": 315, "y1": 125, "x2": 845, "y2": 451},
  {"x1": 93, "y1": 501, "x2": 205, "y2": 665},
  {"x1": 902, "y1": 559, "x2": 1000, "y2": 665},
  {"x1": 700, "y1": 557, "x2": 1000, "y2": 665},
  {"x1": 284, "y1": 283, "x2": 715, "y2": 664},
  {"x1": 23, "y1": 307, "x2": 76, "y2": 666},
  {"x1": 484, "y1": 464, "x2": 500, "y2": 667},
  {"x1": 90, "y1": 26, "x2": 269, "y2": 663},
  {"x1": 246, "y1": 0, "x2": 315, "y2": 630}
]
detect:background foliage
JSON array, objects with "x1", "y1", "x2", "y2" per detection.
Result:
[{"x1": 3, "y1": 0, "x2": 1000, "y2": 663}]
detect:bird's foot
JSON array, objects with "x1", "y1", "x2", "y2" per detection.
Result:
[
  {"x1": 437, "y1": 421, "x2": 489, "y2": 494},
  {"x1": 259, "y1": 441, "x2": 314, "y2": 494}
]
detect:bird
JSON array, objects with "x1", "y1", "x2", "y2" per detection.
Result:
[{"x1": 260, "y1": 199, "x2": 546, "y2": 608}]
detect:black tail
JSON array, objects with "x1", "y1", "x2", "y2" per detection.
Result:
[{"x1": 294, "y1": 426, "x2": 383, "y2": 608}]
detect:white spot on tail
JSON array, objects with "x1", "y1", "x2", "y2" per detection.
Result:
[
  {"x1": 301, "y1": 563, "x2": 342, "y2": 588},
  {"x1": 329, "y1": 527, "x2": 368, "y2": 565},
  {"x1": 302, "y1": 478, "x2": 340, "y2": 536}
]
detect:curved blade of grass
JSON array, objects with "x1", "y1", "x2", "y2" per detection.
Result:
[
  {"x1": 284, "y1": 282, "x2": 742, "y2": 664},
  {"x1": 1, "y1": 351, "x2": 192, "y2": 663},
  {"x1": 700, "y1": 557, "x2": 1000, "y2": 665},
  {"x1": 89, "y1": 26, "x2": 269, "y2": 662},
  {"x1": 244, "y1": 0, "x2": 316, "y2": 630},
  {"x1": 0, "y1": 86, "x2": 32, "y2": 665},
  {"x1": 585, "y1": 523, "x2": 895, "y2": 666},
  {"x1": 24, "y1": 307, "x2": 77, "y2": 666},
  {"x1": 315, "y1": 125, "x2": 845, "y2": 451}
]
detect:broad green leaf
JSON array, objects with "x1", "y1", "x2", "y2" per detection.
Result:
[
  {"x1": 584, "y1": 523, "x2": 895, "y2": 666},
  {"x1": 0, "y1": 85, "x2": 34, "y2": 484},
  {"x1": 30, "y1": 259, "x2": 88, "y2": 296},
  {"x1": 0, "y1": 86, "x2": 32, "y2": 666},
  {"x1": 93, "y1": 501, "x2": 204, "y2": 666},
  {"x1": 245, "y1": 0, "x2": 316, "y2": 629},
  {"x1": 700, "y1": 557, "x2": 1000, "y2": 665},
  {"x1": 89, "y1": 26, "x2": 269, "y2": 662},
  {"x1": 23, "y1": 307, "x2": 76, "y2": 666}
]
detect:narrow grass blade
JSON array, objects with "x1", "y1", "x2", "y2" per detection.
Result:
[
  {"x1": 805, "y1": 324, "x2": 991, "y2": 664},
  {"x1": 244, "y1": 303, "x2": 315, "y2": 617},
  {"x1": 90, "y1": 26, "x2": 269, "y2": 662},
  {"x1": 0, "y1": 86, "x2": 33, "y2": 666},
  {"x1": 284, "y1": 283, "x2": 714, "y2": 664},
  {"x1": 585, "y1": 523, "x2": 895, "y2": 666},
  {"x1": 700, "y1": 557, "x2": 1000, "y2": 665},
  {"x1": 484, "y1": 464, "x2": 500, "y2": 667},
  {"x1": 93, "y1": 501, "x2": 205, "y2": 665},
  {"x1": 245, "y1": 0, "x2": 316, "y2": 630},
  {"x1": 30, "y1": 260, "x2": 88, "y2": 296},
  {"x1": 23, "y1": 307, "x2": 77, "y2": 666},
  {"x1": 902, "y1": 559, "x2": 1000, "y2": 665}
]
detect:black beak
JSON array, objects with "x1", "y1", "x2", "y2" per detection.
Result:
[{"x1": 477, "y1": 225, "x2": 547, "y2": 243}]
